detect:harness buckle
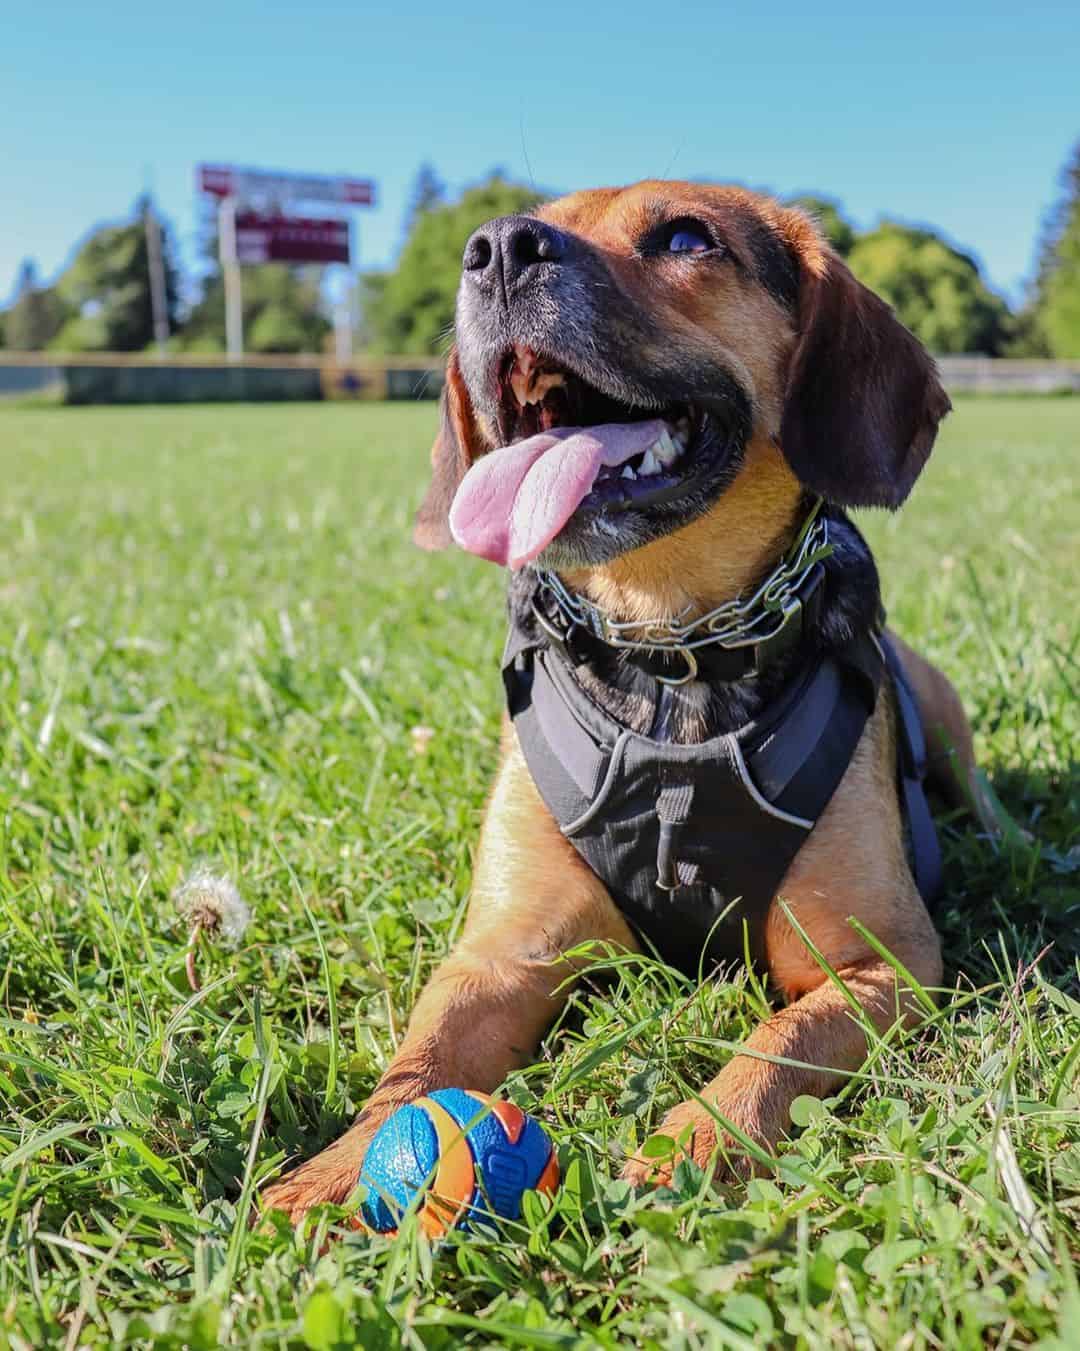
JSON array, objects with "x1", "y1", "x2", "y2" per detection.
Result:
[
  {"x1": 532, "y1": 595, "x2": 588, "y2": 666},
  {"x1": 749, "y1": 564, "x2": 825, "y2": 672},
  {"x1": 532, "y1": 595, "x2": 566, "y2": 647}
]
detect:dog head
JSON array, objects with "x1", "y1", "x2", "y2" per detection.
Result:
[{"x1": 414, "y1": 181, "x2": 949, "y2": 582}]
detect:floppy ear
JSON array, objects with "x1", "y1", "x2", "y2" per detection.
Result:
[
  {"x1": 413, "y1": 350, "x2": 482, "y2": 550},
  {"x1": 779, "y1": 248, "x2": 951, "y2": 509}
]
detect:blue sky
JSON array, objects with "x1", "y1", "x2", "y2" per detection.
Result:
[{"x1": 2, "y1": 0, "x2": 1077, "y2": 308}]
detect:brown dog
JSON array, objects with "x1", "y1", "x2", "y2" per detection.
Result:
[{"x1": 263, "y1": 181, "x2": 1005, "y2": 1222}]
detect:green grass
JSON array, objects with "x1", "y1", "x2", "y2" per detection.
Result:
[{"x1": 0, "y1": 398, "x2": 1076, "y2": 1349}]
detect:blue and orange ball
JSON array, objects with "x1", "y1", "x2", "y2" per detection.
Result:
[{"x1": 358, "y1": 1089, "x2": 558, "y2": 1237}]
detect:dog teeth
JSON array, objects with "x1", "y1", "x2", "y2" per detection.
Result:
[
  {"x1": 509, "y1": 359, "x2": 565, "y2": 409},
  {"x1": 510, "y1": 370, "x2": 531, "y2": 408},
  {"x1": 653, "y1": 429, "x2": 679, "y2": 467},
  {"x1": 621, "y1": 465, "x2": 637, "y2": 480},
  {"x1": 639, "y1": 449, "x2": 662, "y2": 476},
  {"x1": 528, "y1": 370, "x2": 565, "y2": 403}
]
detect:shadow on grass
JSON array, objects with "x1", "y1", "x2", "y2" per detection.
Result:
[{"x1": 935, "y1": 759, "x2": 1079, "y2": 992}]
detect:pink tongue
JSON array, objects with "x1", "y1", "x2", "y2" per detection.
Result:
[{"x1": 449, "y1": 420, "x2": 666, "y2": 569}]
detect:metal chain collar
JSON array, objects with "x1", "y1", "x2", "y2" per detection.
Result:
[{"x1": 535, "y1": 501, "x2": 832, "y2": 667}]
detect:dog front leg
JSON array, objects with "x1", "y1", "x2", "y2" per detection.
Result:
[
  {"x1": 261, "y1": 737, "x2": 634, "y2": 1224},
  {"x1": 621, "y1": 944, "x2": 939, "y2": 1186},
  {"x1": 624, "y1": 696, "x2": 943, "y2": 1186},
  {"x1": 259, "y1": 942, "x2": 575, "y2": 1223}
]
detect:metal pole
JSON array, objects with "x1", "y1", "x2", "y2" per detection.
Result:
[
  {"x1": 349, "y1": 218, "x2": 359, "y2": 355},
  {"x1": 334, "y1": 296, "x2": 351, "y2": 363},
  {"x1": 144, "y1": 200, "x2": 169, "y2": 356},
  {"x1": 220, "y1": 196, "x2": 243, "y2": 360},
  {"x1": 333, "y1": 218, "x2": 355, "y2": 364}
]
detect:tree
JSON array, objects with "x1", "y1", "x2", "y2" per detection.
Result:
[
  {"x1": 4, "y1": 260, "x2": 71, "y2": 350},
  {"x1": 180, "y1": 262, "x2": 330, "y2": 354},
  {"x1": 363, "y1": 173, "x2": 544, "y2": 354},
  {"x1": 54, "y1": 198, "x2": 181, "y2": 350},
  {"x1": 846, "y1": 222, "x2": 1011, "y2": 354},
  {"x1": 405, "y1": 163, "x2": 447, "y2": 230},
  {"x1": 787, "y1": 195, "x2": 856, "y2": 256},
  {"x1": 1026, "y1": 141, "x2": 1080, "y2": 357}
]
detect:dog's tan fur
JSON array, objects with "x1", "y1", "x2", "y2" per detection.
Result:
[
  {"x1": 565, "y1": 432, "x2": 803, "y2": 625},
  {"x1": 262, "y1": 183, "x2": 998, "y2": 1222}
]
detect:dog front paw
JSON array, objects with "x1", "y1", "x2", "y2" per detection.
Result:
[
  {"x1": 261, "y1": 1110, "x2": 386, "y2": 1226},
  {"x1": 620, "y1": 1099, "x2": 768, "y2": 1189}
]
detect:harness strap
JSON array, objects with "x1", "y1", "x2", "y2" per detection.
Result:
[
  {"x1": 656, "y1": 779, "x2": 696, "y2": 891},
  {"x1": 881, "y1": 635, "x2": 944, "y2": 905},
  {"x1": 504, "y1": 623, "x2": 886, "y2": 840}
]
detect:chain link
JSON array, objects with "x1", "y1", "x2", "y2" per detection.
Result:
[{"x1": 536, "y1": 503, "x2": 831, "y2": 658}]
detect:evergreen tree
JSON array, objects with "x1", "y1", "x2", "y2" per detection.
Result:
[
  {"x1": 405, "y1": 163, "x2": 447, "y2": 229},
  {"x1": 55, "y1": 198, "x2": 181, "y2": 350},
  {"x1": 5, "y1": 260, "x2": 70, "y2": 350},
  {"x1": 1028, "y1": 141, "x2": 1080, "y2": 357}
]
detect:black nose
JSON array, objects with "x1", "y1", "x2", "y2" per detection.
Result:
[{"x1": 462, "y1": 215, "x2": 567, "y2": 297}]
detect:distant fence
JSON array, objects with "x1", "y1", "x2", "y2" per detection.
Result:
[
  {"x1": 935, "y1": 357, "x2": 1080, "y2": 395},
  {"x1": 0, "y1": 351, "x2": 1077, "y2": 405},
  {"x1": 0, "y1": 351, "x2": 445, "y2": 405}
]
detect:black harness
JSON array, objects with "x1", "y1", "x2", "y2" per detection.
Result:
[{"x1": 503, "y1": 573, "x2": 942, "y2": 976}]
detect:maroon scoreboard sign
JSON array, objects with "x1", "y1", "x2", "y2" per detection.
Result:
[
  {"x1": 196, "y1": 162, "x2": 373, "y2": 357},
  {"x1": 198, "y1": 164, "x2": 375, "y2": 207},
  {"x1": 234, "y1": 212, "x2": 350, "y2": 265}
]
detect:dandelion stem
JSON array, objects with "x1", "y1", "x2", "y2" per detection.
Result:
[{"x1": 185, "y1": 925, "x2": 202, "y2": 992}]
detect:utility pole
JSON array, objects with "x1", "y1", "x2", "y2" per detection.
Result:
[
  {"x1": 219, "y1": 196, "x2": 243, "y2": 360},
  {"x1": 143, "y1": 199, "x2": 170, "y2": 356}
]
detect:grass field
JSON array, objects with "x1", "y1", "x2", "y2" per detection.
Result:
[{"x1": 0, "y1": 398, "x2": 1077, "y2": 1349}]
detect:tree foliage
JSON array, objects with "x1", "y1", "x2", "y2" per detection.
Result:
[
  {"x1": 787, "y1": 195, "x2": 856, "y2": 256},
  {"x1": 1026, "y1": 141, "x2": 1080, "y2": 357},
  {"x1": 847, "y1": 222, "x2": 1011, "y2": 354},
  {"x1": 404, "y1": 163, "x2": 447, "y2": 231},
  {"x1": 363, "y1": 174, "x2": 544, "y2": 354},
  {"x1": 180, "y1": 263, "x2": 330, "y2": 354},
  {"x1": 54, "y1": 199, "x2": 181, "y2": 351},
  {"x1": 4, "y1": 260, "x2": 71, "y2": 350}
]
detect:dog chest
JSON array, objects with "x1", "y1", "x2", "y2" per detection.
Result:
[{"x1": 502, "y1": 618, "x2": 895, "y2": 975}]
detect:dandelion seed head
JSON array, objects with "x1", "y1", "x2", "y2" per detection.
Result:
[
  {"x1": 410, "y1": 725, "x2": 436, "y2": 755},
  {"x1": 173, "y1": 865, "x2": 251, "y2": 947}
]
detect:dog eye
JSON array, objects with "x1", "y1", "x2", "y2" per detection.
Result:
[{"x1": 666, "y1": 222, "x2": 713, "y2": 254}]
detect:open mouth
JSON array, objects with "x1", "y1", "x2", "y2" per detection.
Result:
[
  {"x1": 494, "y1": 346, "x2": 712, "y2": 511},
  {"x1": 449, "y1": 343, "x2": 737, "y2": 570}
]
